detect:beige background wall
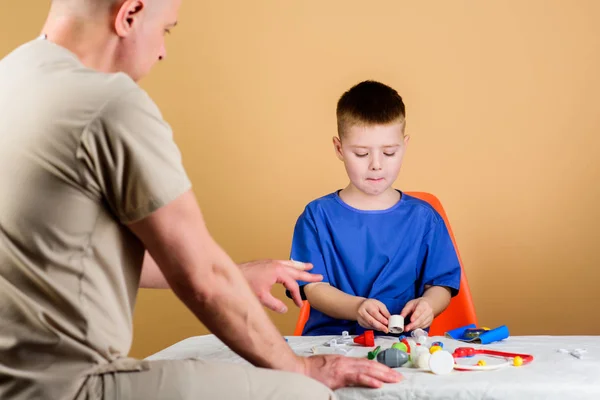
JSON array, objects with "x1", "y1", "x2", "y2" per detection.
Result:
[{"x1": 1, "y1": 1, "x2": 599, "y2": 358}]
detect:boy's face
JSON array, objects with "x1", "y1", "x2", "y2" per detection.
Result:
[{"x1": 333, "y1": 122, "x2": 409, "y2": 196}]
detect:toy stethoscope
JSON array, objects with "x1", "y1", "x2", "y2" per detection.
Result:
[{"x1": 452, "y1": 346, "x2": 534, "y2": 371}]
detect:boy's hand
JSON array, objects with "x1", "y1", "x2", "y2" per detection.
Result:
[
  {"x1": 401, "y1": 297, "x2": 434, "y2": 331},
  {"x1": 356, "y1": 299, "x2": 390, "y2": 333}
]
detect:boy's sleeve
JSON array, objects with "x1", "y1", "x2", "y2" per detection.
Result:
[
  {"x1": 417, "y1": 215, "x2": 462, "y2": 297},
  {"x1": 286, "y1": 208, "x2": 329, "y2": 300}
]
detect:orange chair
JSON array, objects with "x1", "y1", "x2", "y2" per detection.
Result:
[{"x1": 292, "y1": 191, "x2": 478, "y2": 336}]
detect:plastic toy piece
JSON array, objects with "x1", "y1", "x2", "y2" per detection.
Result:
[
  {"x1": 416, "y1": 351, "x2": 431, "y2": 369},
  {"x1": 430, "y1": 345, "x2": 442, "y2": 354},
  {"x1": 401, "y1": 338, "x2": 412, "y2": 354},
  {"x1": 376, "y1": 348, "x2": 409, "y2": 368},
  {"x1": 388, "y1": 315, "x2": 404, "y2": 334},
  {"x1": 411, "y1": 328, "x2": 428, "y2": 345},
  {"x1": 392, "y1": 342, "x2": 408, "y2": 353},
  {"x1": 477, "y1": 360, "x2": 486, "y2": 366},
  {"x1": 339, "y1": 331, "x2": 353, "y2": 344},
  {"x1": 429, "y1": 351, "x2": 454, "y2": 375},
  {"x1": 354, "y1": 330, "x2": 375, "y2": 347},
  {"x1": 557, "y1": 348, "x2": 587, "y2": 359},
  {"x1": 570, "y1": 349, "x2": 587, "y2": 359},
  {"x1": 452, "y1": 346, "x2": 533, "y2": 371},
  {"x1": 445, "y1": 324, "x2": 509, "y2": 344},
  {"x1": 431, "y1": 341, "x2": 444, "y2": 348},
  {"x1": 513, "y1": 356, "x2": 523, "y2": 366},
  {"x1": 367, "y1": 346, "x2": 381, "y2": 360}
]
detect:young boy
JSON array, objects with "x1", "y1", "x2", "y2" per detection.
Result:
[{"x1": 289, "y1": 80, "x2": 461, "y2": 336}]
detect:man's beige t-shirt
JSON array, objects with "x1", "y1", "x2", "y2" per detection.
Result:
[{"x1": 0, "y1": 39, "x2": 192, "y2": 399}]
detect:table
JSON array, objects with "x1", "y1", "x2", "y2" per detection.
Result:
[{"x1": 148, "y1": 334, "x2": 600, "y2": 399}]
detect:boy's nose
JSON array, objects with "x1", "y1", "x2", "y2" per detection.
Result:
[{"x1": 370, "y1": 158, "x2": 382, "y2": 170}]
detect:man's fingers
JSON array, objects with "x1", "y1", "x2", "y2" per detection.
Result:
[
  {"x1": 259, "y1": 293, "x2": 288, "y2": 313},
  {"x1": 355, "y1": 374, "x2": 383, "y2": 389},
  {"x1": 348, "y1": 361, "x2": 403, "y2": 388},
  {"x1": 280, "y1": 276, "x2": 304, "y2": 308},
  {"x1": 289, "y1": 269, "x2": 323, "y2": 283},
  {"x1": 280, "y1": 260, "x2": 313, "y2": 270}
]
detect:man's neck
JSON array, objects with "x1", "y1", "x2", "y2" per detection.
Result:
[{"x1": 41, "y1": 14, "x2": 118, "y2": 74}]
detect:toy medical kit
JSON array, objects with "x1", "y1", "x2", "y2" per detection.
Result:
[
  {"x1": 392, "y1": 342, "x2": 408, "y2": 352},
  {"x1": 429, "y1": 345, "x2": 442, "y2": 354},
  {"x1": 411, "y1": 328, "x2": 428, "y2": 345},
  {"x1": 353, "y1": 330, "x2": 375, "y2": 346},
  {"x1": 445, "y1": 324, "x2": 509, "y2": 344},
  {"x1": 367, "y1": 346, "x2": 381, "y2": 360},
  {"x1": 428, "y1": 350, "x2": 455, "y2": 374},
  {"x1": 557, "y1": 348, "x2": 587, "y2": 359},
  {"x1": 452, "y1": 346, "x2": 533, "y2": 371},
  {"x1": 388, "y1": 315, "x2": 404, "y2": 334},
  {"x1": 377, "y1": 348, "x2": 410, "y2": 368}
]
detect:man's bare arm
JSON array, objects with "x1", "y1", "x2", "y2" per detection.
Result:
[
  {"x1": 140, "y1": 252, "x2": 169, "y2": 289},
  {"x1": 128, "y1": 190, "x2": 303, "y2": 372}
]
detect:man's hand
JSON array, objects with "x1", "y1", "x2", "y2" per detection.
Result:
[
  {"x1": 400, "y1": 297, "x2": 434, "y2": 331},
  {"x1": 302, "y1": 354, "x2": 403, "y2": 389},
  {"x1": 356, "y1": 299, "x2": 391, "y2": 333},
  {"x1": 239, "y1": 260, "x2": 323, "y2": 313}
]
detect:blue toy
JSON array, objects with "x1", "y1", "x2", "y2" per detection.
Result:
[{"x1": 445, "y1": 324, "x2": 509, "y2": 344}]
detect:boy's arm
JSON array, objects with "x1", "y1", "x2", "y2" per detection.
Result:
[
  {"x1": 305, "y1": 283, "x2": 390, "y2": 332},
  {"x1": 304, "y1": 282, "x2": 365, "y2": 320},
  {"x1": 402, "y1": 285, "x2": 452, "y2": 332},
  {"x1": 422, "y1": 285, "x2": 452, "y2": 316}
]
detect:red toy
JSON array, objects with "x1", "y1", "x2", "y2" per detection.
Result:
[
  {"x1": 354, "y1": 330, "x2": 375, "y2": 347},
  {"x1": 452, "y1": 346, "x2": 533, "y2": 371}
]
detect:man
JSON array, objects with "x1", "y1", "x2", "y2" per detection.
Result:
[{"x1": 0, "y1": 0, "x2": 403, "y2": 399}]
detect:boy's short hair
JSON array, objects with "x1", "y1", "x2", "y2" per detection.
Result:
[{"x1": 336, "y1": 80, "x2": 406, "y2": 138}]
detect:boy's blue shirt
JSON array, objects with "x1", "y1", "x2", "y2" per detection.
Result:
[{"x1": 290, "y1": 190, "x2": 461, "y2": 336}]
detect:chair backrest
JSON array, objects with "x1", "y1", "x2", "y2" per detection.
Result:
[{"x1": 292, "y1": 191, "x2": 478, "y2": 336}]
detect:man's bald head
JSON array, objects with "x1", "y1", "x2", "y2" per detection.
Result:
[
  {"x1": 50, "y1": 0, "x2": 119, "y2": 14},
  {"x1": 43, "y1": 0, "x2": 181, "y2": 81},
  {"x1": 49, "y1": 0, "x2": 164, "y2": 17}
]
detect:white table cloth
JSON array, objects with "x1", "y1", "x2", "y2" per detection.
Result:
[{"x1": 148, "y1": 334, "x2": 600, "y2": 399}]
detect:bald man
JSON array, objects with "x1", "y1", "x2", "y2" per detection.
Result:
[{"x1": 0, "y1": 0, "x2": 402, "y2": 399}]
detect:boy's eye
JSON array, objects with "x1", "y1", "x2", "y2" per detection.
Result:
[
  {"x1": 354, "y1": 153, "x2": 368, "y2": 158},
  {"x1": 384, "y1": 153, "x2": 396, "y2": 157}
]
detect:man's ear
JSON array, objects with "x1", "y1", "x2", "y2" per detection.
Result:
[
  {"x1": 333, "y1": 136, "x2": 344, "y2": 161},
  {"x1": 114, "y1": 0, "x2": 145, "y2": 38}
]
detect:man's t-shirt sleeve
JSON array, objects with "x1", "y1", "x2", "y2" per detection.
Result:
[
  {"x1": 417, "y1": 214, "x2": 462, "y2": 297},
  {"x1": 78, "y1": 85, "x2": 192, "y2": 223}
]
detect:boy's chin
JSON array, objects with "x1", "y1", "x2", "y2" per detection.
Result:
[{"x1": 357, "y1": 185, "x2": 393, "y2": 197}]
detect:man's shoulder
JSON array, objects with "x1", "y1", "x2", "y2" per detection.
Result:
[{"x1": 1, "y1": 39, "x2": 148, "y2": 117}]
